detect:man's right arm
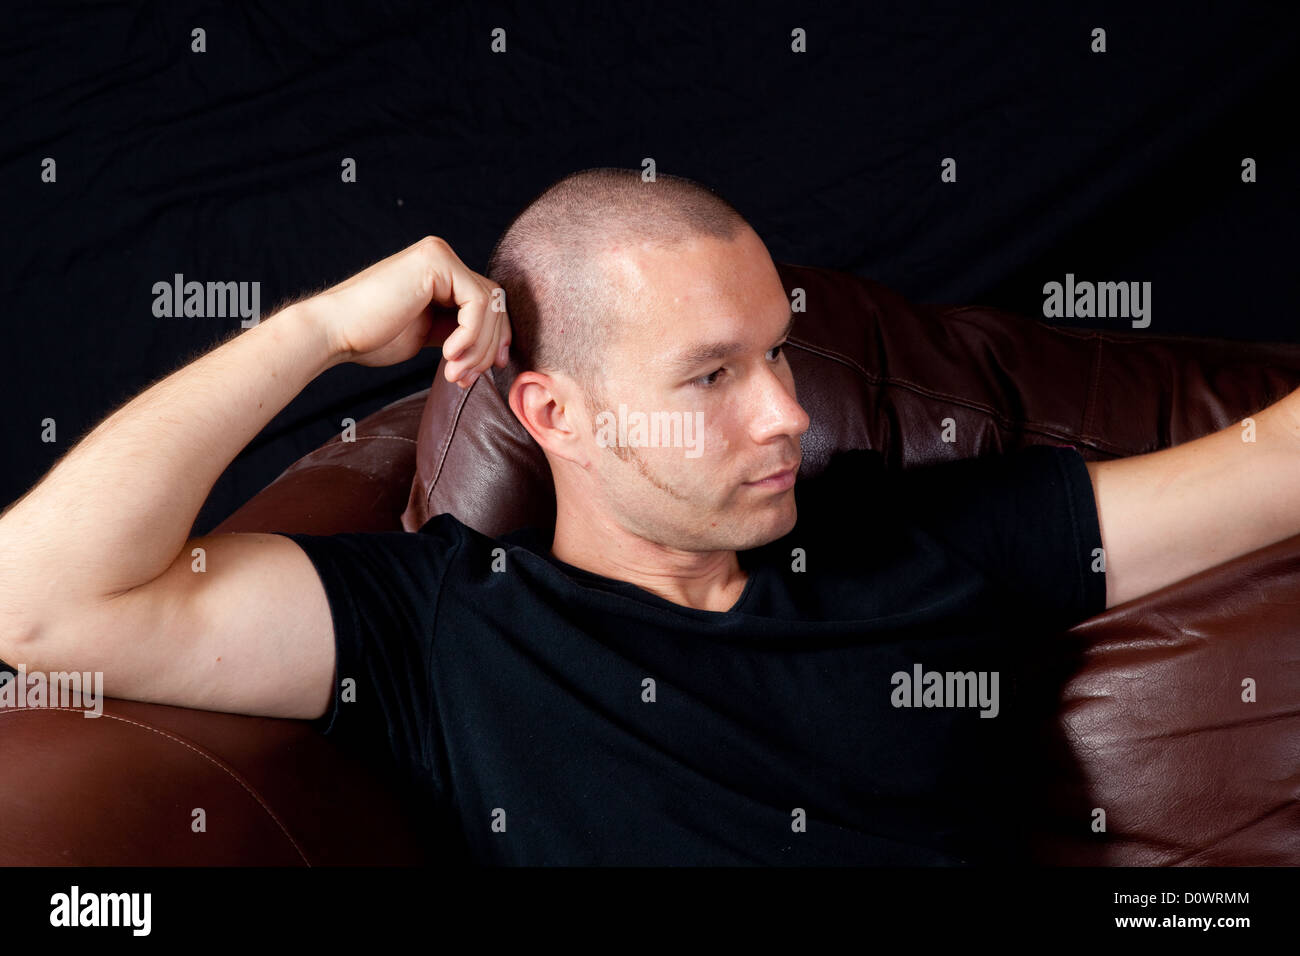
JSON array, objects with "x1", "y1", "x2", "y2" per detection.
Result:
[{"x1": 0, "y1": 236, "x2": 511, "y2": 720}]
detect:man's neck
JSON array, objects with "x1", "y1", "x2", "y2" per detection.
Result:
[{"x1": 549, "y1": 512, "x2": 749, "y2": 613}]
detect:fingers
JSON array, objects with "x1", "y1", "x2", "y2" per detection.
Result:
[
  {"x1": 440, "y1": 316, "x2": 475, "y2": 362},
  {"x1": 442, "y1": 277, "x2": 510, "y2": 389},
  {"x1": 379, "y1": 236, "x2": 507, "y2": 389},
  {"x1": 446, "y1": 302, "x2": 505, "y2": 389},
  {"x1": 313, "y1": 236, "x2": 510, "y2": 369},
  {"x1": 492, "y1": 292, "x2": 512, "y2": 367}
]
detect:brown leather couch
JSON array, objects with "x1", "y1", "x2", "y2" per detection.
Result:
[{"x1": 4, "y1": 261, "x2": 1299, "y2": 865}]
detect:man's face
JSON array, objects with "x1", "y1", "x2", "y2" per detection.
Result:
[{"x1": 578, "y1": 226, "x2": 811, "y2": 553}]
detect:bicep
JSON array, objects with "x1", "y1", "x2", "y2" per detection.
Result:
[
  {"x1": 38, "y1": 533, "x2": 335, "y2": 720},
  {"x1": 1086, "y1": 404, "x2": 1300, "y2": 609}
]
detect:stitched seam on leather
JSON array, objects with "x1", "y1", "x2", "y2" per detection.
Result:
[
  {"x1": 788, "y1": 336, "x2": 1104, "y2": 448},
  {"x1": 322, "y1": 435, "x2": 418, "y2": 446},
  {"x1": 425, "y1": 383, "x2": 474, "y2": 513},
  {"x1": 286, "y1": 435, "x2": 420, "y2": 479},
  {"x1": 0, "y1": 708, "x2": 311, "y2": 866}
]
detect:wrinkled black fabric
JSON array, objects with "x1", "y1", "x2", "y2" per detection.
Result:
[{"x1": 280, "y1": 445, "x2": 1105, "y2": 865}]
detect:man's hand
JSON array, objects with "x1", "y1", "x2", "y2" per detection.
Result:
[{"x1": 315, "y1": 235, "x2": 511, "y2": 388}]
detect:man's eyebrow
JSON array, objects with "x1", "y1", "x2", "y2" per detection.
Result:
[{"x1": 665, "y1": 310, "x2": 797, "y2": 374}]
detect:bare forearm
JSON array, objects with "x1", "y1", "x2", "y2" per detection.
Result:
[{"x1": 0, "y1": 301, "x2": 339, "y2": 631}]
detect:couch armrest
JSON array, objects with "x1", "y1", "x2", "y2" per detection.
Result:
[
  {"x1": 0, "y1": 390, "x2": 439, "y2": 865},
  {"x1": 0, "y1": 696, "x2": 431, "y2": 865},
  {"x1": 1026, "y1": 531, "x2": 1300, "y2": 865}
]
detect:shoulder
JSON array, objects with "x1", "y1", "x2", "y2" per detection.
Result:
[
  {"x1": 281, "y1": 513, "x2": 478, "y2": 598},
  {"x1": 415, "y1": 510, "x2": 474, "y2": 544}
]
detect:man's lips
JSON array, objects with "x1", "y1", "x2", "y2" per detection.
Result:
[{"x1": 744, "y1": 465, "x2": 798, "y2": 490}]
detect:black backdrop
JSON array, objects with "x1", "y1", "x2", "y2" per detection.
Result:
[{"x1": 3, "y1": 1, "x2": 1296, "y2": 534}]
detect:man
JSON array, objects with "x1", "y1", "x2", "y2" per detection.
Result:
[{"x1": 2, "y1": 168, "x2": 1299, "y2": 865}]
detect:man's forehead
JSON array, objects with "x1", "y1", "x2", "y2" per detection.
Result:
[
  {"x1": 595, "y1": 248, "x2": 697, "y2": 310},
  {"x1": 595, "y1": 230, "x2": 749, "y2": 293},
  {"x1": 593, "y1": 230, "x2": 788, "y2": 358}
]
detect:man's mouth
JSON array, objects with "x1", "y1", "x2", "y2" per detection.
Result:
[{"x1": 744, "y1": 466, "x2": 797, "y2": 491}]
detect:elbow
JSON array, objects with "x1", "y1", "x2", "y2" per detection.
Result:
[{"x1": 0, "y1": 613, "x2": 42, "y2": 669}]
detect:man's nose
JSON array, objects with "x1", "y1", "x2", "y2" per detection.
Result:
[{"x1": 750, "y1": 367, "x2": 811, "y2": 443}]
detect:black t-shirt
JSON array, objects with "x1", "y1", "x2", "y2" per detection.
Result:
[{"x1": 279, "y1": 444, "x2": 1105, "y2": 866}]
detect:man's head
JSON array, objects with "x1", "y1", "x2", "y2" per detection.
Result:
[{"x1": 486, "y1": 167, "x2": 810, "y2": 555}]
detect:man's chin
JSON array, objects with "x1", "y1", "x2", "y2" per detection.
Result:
[{"x1": 735, "y1": 500, "x2": 798, "y2": 550}]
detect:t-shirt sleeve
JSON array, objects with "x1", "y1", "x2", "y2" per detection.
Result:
[
  {"x1": 886, "y1": 443, "x2": 1108, "y2": 628},
  {"x1": 273, "y1": 516, "x2": 463, "y2": 769}
]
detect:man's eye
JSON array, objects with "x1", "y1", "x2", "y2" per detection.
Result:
[
  {"x1": 767, "y1": 343, "x2": 785, "y2": 361},
  {"x1": 693, "y1": 368, "x2": 725, "y2": 389}
]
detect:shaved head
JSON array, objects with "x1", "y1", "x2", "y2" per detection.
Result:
[
  {"x1": 485, "y1": 168, "x2": 750, "y2": 411},
  {"x1": 494, "y1": 168, "x2": 808, "y2": 600}
]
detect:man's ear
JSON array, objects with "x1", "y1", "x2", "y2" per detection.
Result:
[{"x1": 509, "y1": 371, "x2": 588, "y2": 466}]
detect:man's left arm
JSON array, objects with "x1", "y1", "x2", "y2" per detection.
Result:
[{"x1": 1084, "y1": 388, "x2": 1300, "y2": 610}]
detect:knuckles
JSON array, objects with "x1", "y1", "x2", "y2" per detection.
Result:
[{"x1": 415, "y1": 235, "x2": 449, "y2": 260}]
